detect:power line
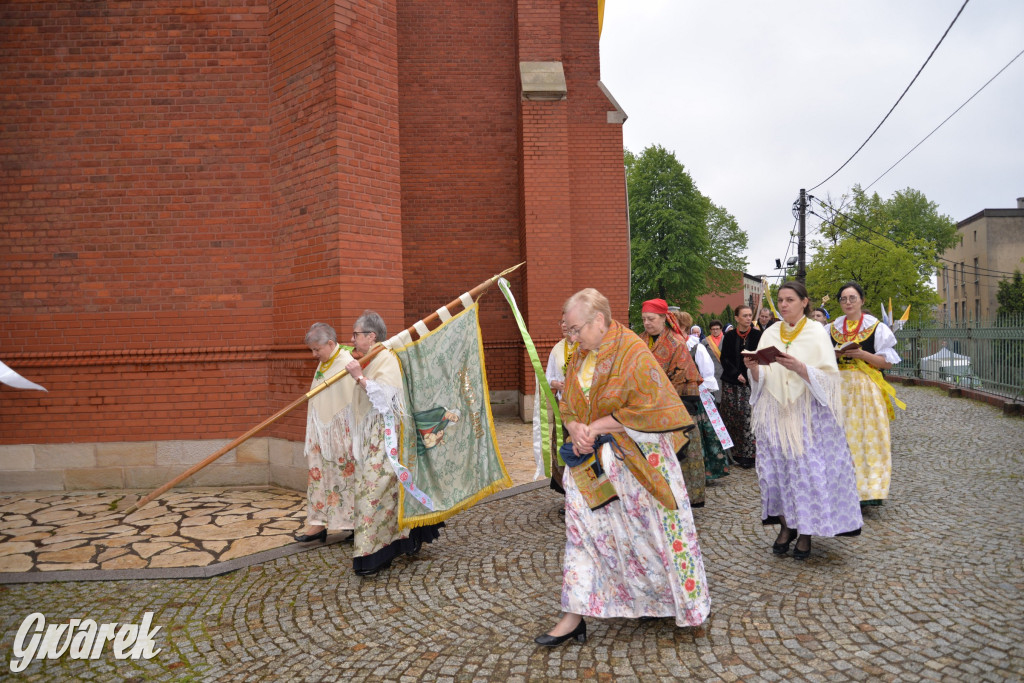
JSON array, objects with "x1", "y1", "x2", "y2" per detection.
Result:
[
  {"x1": 810, "y1": 196, "x2": 1020, "y2": 277},
  {"x1": 865, "y1": 46, "x2": 1024, "y2": 191},
  {"x1": 808, "y1": 0, "x2": 971, "y2": 192}
]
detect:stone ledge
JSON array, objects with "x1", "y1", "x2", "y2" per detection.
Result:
[{"x1": 889, "y1": 376, "x2": 1022, "y2": 417}]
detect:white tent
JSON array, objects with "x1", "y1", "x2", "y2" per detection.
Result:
[{"x1": 920, "y1": 346, "x2": 971, "y2": 381}]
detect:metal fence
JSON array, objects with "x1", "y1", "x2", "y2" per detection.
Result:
[{"x1": 889, "y1": 314, "x2": 1024, "y2": 402}]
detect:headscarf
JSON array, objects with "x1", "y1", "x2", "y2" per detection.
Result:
[{"x1": 643, "y1": 298, "x2": 683, "y2": 335}]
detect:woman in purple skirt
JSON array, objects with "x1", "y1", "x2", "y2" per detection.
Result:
[{"x1": 743, "y1": 281, "x2": 862, "y2": 560}]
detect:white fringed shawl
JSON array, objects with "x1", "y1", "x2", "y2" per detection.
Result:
[{"x1": 749, "y1": 317, "x2": 843, "y2": 457}]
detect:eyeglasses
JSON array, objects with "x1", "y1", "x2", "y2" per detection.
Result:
[
  {"x1": 838, "y1": 296, "x2": 860, "y2": 303},
  {"x1": 566, "y1": 318, "x2": 594, "y2": 337}
]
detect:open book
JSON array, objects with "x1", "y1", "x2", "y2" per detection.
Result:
[
  {"x1": 741, "y1": 347, "x2": 781, "y2": 365},
  {"x1": 835, "y1": 341, "x2": 861, "y2": 355}
]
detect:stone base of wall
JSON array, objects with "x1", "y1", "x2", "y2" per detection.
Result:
[{"x1": 0, "y1": 437, "x2": 308, "y2": 494}]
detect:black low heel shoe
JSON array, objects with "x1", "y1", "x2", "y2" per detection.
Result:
[
  {"x1": 534, "y1": 619, "x2": 586, "y2": 647},
  {"x1": 792, "y1": 535, "x2": 811, "y2": 560},
  {"x1": 294, "y1": 528, "x2": 327, "y2": 543},
  {"x1": 354, "y1": 559, "x2": 392, "y2": 577},
  {"x1": 772, "y1": 528, "x2": 796, "y2": 555}
]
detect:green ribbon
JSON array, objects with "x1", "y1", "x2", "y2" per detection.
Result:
[{"x1": 497, "y1": 278, "x2": 563, "y2": 475}]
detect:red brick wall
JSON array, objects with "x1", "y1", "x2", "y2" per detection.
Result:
[
  {"x1": 0, "y1": 1, "x2": 278, "y2": 442},
  {"x1": 562, "y1": 0, "x2": 630, "y2": 318},
  {"x1": 397, "y1": 0, "x2": 523, "y2": 389},
  {"x1": 266, "y1": 0, "x2": 403, "y2": 440},
  {"x1": 0, "y1": 0, "x2": 627, "y2": 448}
]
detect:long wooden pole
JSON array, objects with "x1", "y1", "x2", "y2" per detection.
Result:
[{"x1": 123, "y1": 262, "x2": 525, "y2": 514}]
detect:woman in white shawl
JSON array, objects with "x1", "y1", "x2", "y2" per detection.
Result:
[
  {"x1": 297, "y1": 322, "x2": 357, "y2": 543},
  {"x1": 744, "y1": 281, "x2": 862, "y2": 561}
]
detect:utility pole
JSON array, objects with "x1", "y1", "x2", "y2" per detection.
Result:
[{"x1": 797, "y1": 188, "x2": 807, "y2": 283}]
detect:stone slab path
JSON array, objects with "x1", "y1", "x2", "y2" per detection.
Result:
[{"x1": 0, "y1": 414, "x2": 543, "y2": 580}]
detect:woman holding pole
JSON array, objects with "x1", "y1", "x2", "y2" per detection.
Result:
[{"x1": 344, "y1": 311, "x2": 444, "y2": 576}]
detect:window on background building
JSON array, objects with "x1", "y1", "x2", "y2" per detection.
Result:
[
  {"x1": 962, "y1": 301, "x2": 967, "y2": 322},
  {"x1": 961, "y1": 262, "x2": 966, "y2": 295},
  {"x1": 952, "y1": 265, "x2": 957, "y2": 289},
  {"x1": 954, "y1": 303, "x2": 958, "y2": 322},
  {"x1": 974, "y1": 258, "x2": 980, "y2": 295},
  {"x1": 943, "y1": 303, "x2": 947, "y2": 320},
  {"x1": 975, "y1": 299, "x2": 980, "y2": 321},
  {"x1": 974, "y1": 230, "x2": 977, "y2": 242}
]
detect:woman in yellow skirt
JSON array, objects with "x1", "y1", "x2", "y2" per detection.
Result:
[{"x1": 829, "y1": 282, "x2": 904, "y2": 506}]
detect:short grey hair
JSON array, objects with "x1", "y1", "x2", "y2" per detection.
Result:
[
  {"x1": 304, "y1": 322, "x2": 337, "y2": 346},
  {"x1": 354, "y1": 310, "x2": 387, "y2": 344},
  {"x1": 564, "y1": 288, "x2": 613, "y2": 327}
]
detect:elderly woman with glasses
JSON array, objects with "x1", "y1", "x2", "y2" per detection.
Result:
[
  {"x1": 828, "y1": 281, "x2": 903, "y2": 507},
  {"x1": 342, "y1": 311, "x2": 444, "y2": 576},
  {"x1": 535, "y1": 288, "x2": 709, "y2": 648},
  {"x1": 297, "y1": 322, "x2": 357, "y2": 543}
]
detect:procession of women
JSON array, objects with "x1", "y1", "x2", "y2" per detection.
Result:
[{"x1": 301, "y1": 280, "x2": 903, "y2": 647}]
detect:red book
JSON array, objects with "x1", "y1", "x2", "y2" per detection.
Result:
[{"x1": 741, "y1": 347, "x2": 782, "y2": 365}]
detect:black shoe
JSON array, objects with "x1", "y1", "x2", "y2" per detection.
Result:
[
  {"x1": 792, "y1": 535, "x2": 811, "y2": 560},
  {"x1": 294, "y1": 528, "x2": 327, "y2": 543},
  {"x1": 534, "y1": 619, "x2": 586, "y2": 647},
  {"x1": 772, "y1": 528, "x2": 796, "y2": 555},
  {"x1": 354, "y1": 559, "x2": 392, "y2": 577},
  {"x1": 406, "y1": 538, "x2": 423, "y2": 556}
]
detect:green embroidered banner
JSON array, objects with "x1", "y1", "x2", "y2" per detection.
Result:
[{"x1": 392, "y1": 303, "x2": 512, "y2": 528}]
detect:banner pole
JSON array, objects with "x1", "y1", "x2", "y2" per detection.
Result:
[{"x1": 122, "y1": 263, "x2": 525, "y2": 514}]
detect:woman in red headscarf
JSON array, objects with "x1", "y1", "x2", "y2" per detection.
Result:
[{"x1": 638, "y1": 298, "x2": 706, "y2": 507}]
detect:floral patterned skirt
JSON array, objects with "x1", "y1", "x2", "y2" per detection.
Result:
[
  {"x1": 304, "y1": 411, "x2": 355, "y2": 529},
  {"x1": 560, "y1": 436, "x2": 711, "y2": 627},
  {"x1": 695, "y1": 403, "x2": 730, "y2": 481},
  {"x1": 677, "y1": 411, "x2": 706, "y2": 506}
]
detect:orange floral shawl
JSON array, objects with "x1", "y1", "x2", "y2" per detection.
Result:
[
  {"x1": 561, "y1": 320, "x2": 693, "y2": 509},
  {"x1": 639, "y1": 329, "x2": 703, "y2": 397}
]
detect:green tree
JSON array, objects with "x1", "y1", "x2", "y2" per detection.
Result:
[
  {"x1": 626, "y1": 146, "x2": 748, "y2": 324},
  {"x1": 806, "y1": 232, "x2": 941, "y2": 320},
  {"x1": 705, "y1": 204, "x2": 749, "y2": 294},
  {"x1": 996, "y1": 270, "x2": 1024, "y2": 319},
  {"x1": 807, "y1": 186, "x2": 954, "y2": 317}
]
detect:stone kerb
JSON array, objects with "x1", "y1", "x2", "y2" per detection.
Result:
[{"x1": 0, "y1": 438, "x2": 308, "y2": 493}]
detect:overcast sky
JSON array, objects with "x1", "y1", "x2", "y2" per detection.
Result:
[{"x1": 599, "y1": 0, "x2": 1024, "y2": 281}]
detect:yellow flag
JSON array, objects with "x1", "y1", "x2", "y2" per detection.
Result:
[
  {"x1": 899, "y1": 304, "x2": 911, "y2": 322},
  {"x1": 598, "y1": 0, "x2": 605, "y2": 36},
  {"x1": 762, "y1": 278, "x2": 781, "y2": 319}
]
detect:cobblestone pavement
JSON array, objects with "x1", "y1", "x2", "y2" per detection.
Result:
[{"x1": 0, "y1": 386, "x2": 1021, "y2": 681}]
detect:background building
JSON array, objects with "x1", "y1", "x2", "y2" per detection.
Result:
[
  {"x1": 938, "y1": 198, "x2": 1024, "y2": 323},
  {"x1": 0, "y1": 0, "x2": 630, "y2": 491},
  {"x1": 696, "y1": 270, "x2": 763, "y2": 317}
]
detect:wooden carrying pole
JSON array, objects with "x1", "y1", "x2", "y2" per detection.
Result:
[{"x1": 123, "y1": 262, "x2": 525, "y2": 514}]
